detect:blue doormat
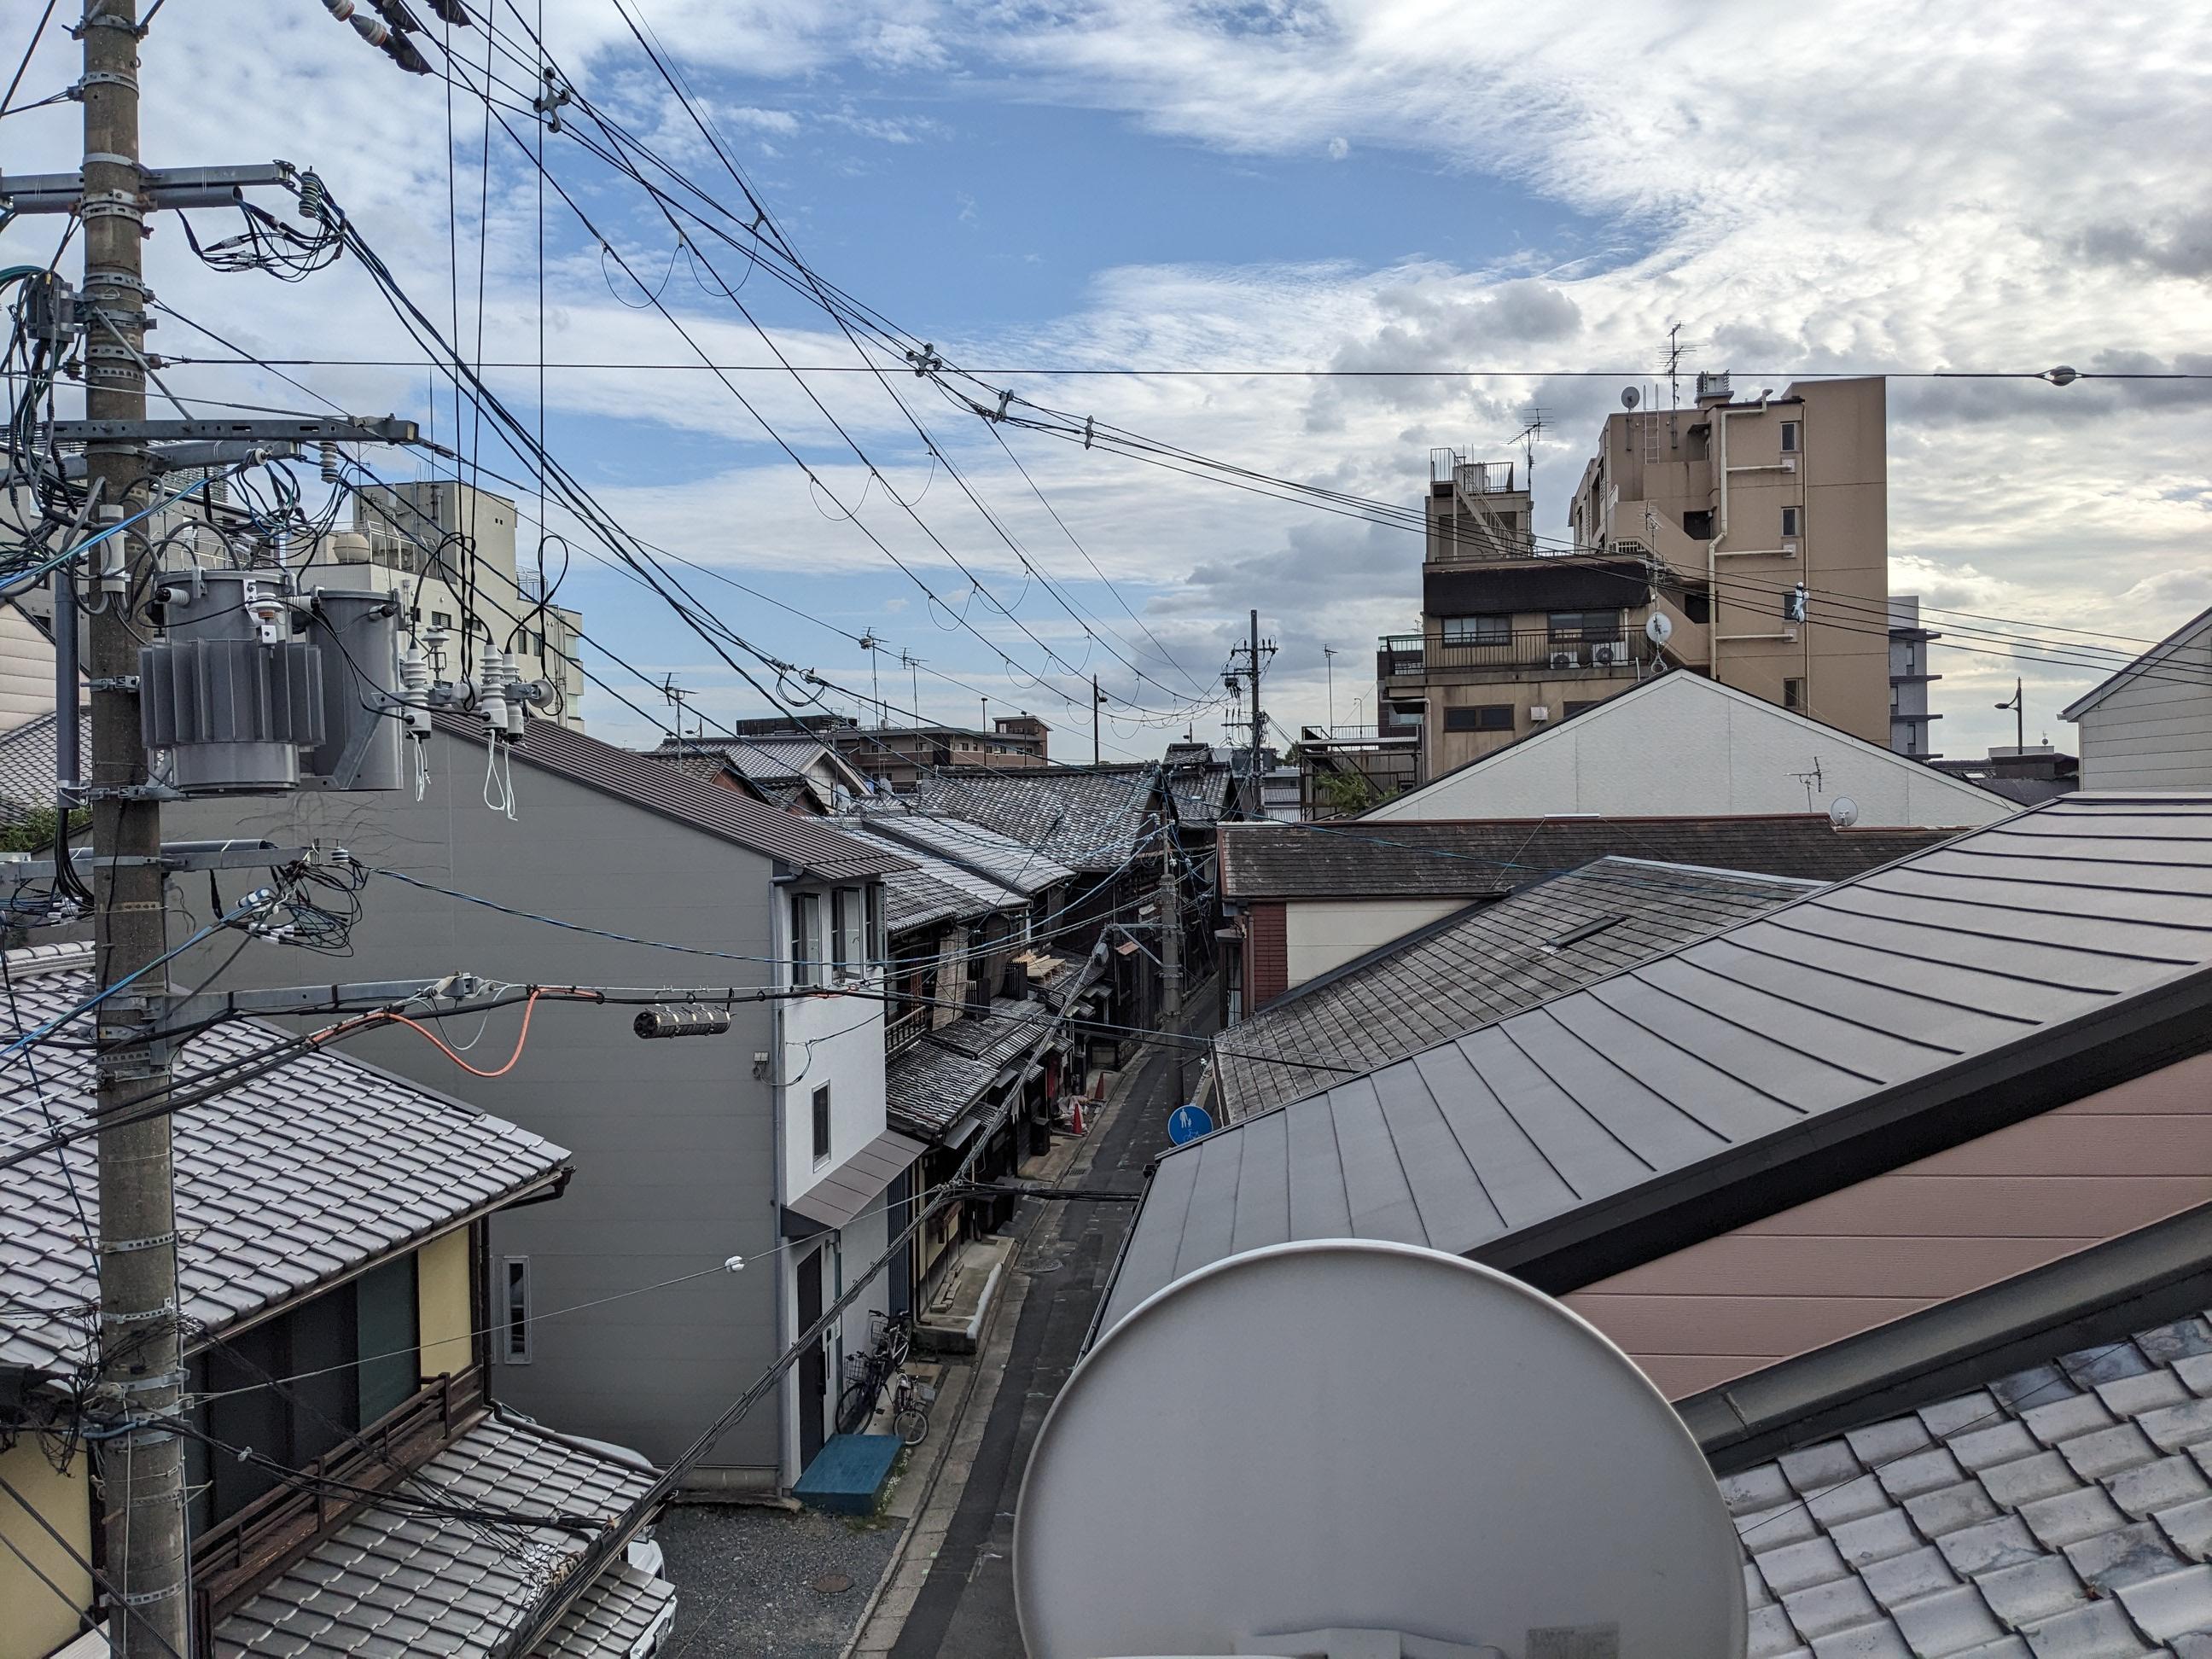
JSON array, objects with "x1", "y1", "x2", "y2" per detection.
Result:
[{"x1": 794, "y1": 1433, "x2": 902, "y2": 1515}]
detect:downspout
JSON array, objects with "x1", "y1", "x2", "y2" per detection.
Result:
[{"x1": 769, "y1": 966, "x2": 789, "y2": 1487}]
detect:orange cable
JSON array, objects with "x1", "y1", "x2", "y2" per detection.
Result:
[{"x1": 365, "y1": 987, "x2": 547, "y2": 1078}]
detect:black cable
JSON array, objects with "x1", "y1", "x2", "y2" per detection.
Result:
[{"x1": 0, "y1": 0, "x2": 57, "y2": 123}]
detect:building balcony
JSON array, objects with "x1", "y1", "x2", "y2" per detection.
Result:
[
  {"x1": 1377, "y1": 630, "x2": 1652, "y2": 683},
  {"x1": 886, "y1": 1003, "x2": 931, "y2": 1057}
]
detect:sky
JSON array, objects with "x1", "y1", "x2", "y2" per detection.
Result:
[{"x1": 4, "y1": 1, "x2": 2208, "y2": 763}]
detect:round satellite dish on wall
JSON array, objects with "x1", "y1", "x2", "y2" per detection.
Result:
[
  {"x1": 1013, "y1": 1241, "x2": 1744, "y2": 1659},
  {"x1": 1621, "y1": 385, "x2": 1641, "y2": 410},
  {"x1": 1644, "y1": 612, "x2": 1674, "y2": 647},
  {"x1": 1830, "y1": 795, "x2": 1861, "y2": 828}
]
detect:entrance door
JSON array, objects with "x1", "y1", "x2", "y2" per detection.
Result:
[{"x1": 798, "y1": 1246, "x2": 826, "y2": 1466}]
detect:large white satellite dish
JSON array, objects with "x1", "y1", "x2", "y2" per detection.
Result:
[{"x1": 1015, "y1": 1241, "x2": 1744, "y2": 1659}]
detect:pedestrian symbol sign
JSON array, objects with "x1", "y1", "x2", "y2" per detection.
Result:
[{"x1": 1167, "y1": 1103, "x2": 1213, "y2": 1145}]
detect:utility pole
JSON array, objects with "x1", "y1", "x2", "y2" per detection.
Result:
[
  {"x1": 1091, "y1": 676, "x2": 1104, "y2": 765},
  {"x1": 1322, "y1": 645, "x2": 1337, "y2": 735},
  {"x1": 83, "y1": 4, "x2": 189, "y2": 1654},
  {"x1": 1246, "y1": 608, "x2": 1265, "y2": 818},
  {"x1": 1156, "y1": 800, "x2": 1184, "y2": 1104},
  {"x1": 1997, "y1": 678, "x2": 2024, "y2": 752}
]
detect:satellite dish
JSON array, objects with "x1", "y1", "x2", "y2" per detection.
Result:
[
  {"x1": 1620, "y1": 385, "x2": 1641, "y2": 410},
  {"x1": 1829, "y1": 795, "x2": 1860, "y2": 828},
  {"x1": 1014, "y1": 1241, "x2": 1744, "y2": 1659},
  {"x1": 1644, "y1": 612, "x2": 1673, "y2": 646}
]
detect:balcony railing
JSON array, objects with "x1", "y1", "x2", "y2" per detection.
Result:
[
  {"x1": 1377, "y1": 629, "x2": 1650, "y2": 680},
  {"x1": 886, "y1": 1003, "x2": 931, "y2": 1057}
]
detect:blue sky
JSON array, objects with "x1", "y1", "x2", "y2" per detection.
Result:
[{"x1": 3, "y1": 2, "x2": 2207, "y2": 760}]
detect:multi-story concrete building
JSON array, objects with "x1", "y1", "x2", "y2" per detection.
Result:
[
  {"x1": 339, "y1": 481, "x2": 588, "y2": 730},
  {"x1": 1888, "y1": 593, "x2": 1942, "y2": 757},
  {"x1": 1379, "y1": 375, "x2": 1894, "y2": 785}
]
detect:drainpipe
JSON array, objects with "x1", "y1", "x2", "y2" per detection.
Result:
[
  {"x1": 769, "y1": 990, "x2": 789, "y2": 1485},
  {"x1": 1709, "y1": 406, "x2": 1728, "y2": 686}
]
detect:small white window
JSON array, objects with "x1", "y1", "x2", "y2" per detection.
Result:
[{"x1": 502, "y1": 1257, "x2": 531, "y2": 1365}]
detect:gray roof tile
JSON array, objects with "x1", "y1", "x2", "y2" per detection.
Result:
[
  {"x1": 1219, "y1": 814, "x2": 1964, "y2": 900},
  {"x1": 1102, "y1": 795, "x2": 2212, "y2": 1335},
  {"x1": 1214, "y1": 857, "x2": 1819, "y2": 1120},
  {"x1": 0, "y1": 958, "x2": 568, "y2": 1377},
  {"x1": 904, "y1": 767, "x2": 1158, "y2": 873},
  {"x1": 221, "y1": 1413, "x2": 672, "y2": 1657},
  {"x1": 1735, "y1": 1309, "x2": 2212, "y2": 1658},
  {"x1": 0, "y1": 710, "x2": 85, "y2": 821}
]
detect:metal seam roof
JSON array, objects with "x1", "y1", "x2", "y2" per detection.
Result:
[{"x1": 1102, "y1": 795, "x2": 2212, "y2": 1336}]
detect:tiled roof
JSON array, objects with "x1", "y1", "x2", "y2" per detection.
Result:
[
  {"x1": 831, "y1": 819, "x2": 1032, "y2": 932},
  {"x1": 883, "y1": 999, "x2": 1057, "y2": 1140},
  {"x1": 850, "y1": 803, "x2": 1080, "y2": 894},
  {"x1": 1100, "y1": 794, "x2": 2212, "y2": 1336},
  {"x1": 0, "y1": 953, "x2": 570, "y2": 1378},
  {"x1": 650, "y1": 732, "x2": 862, "y2": 803},
  {"x1": 0, "y1": 710, "x2": 85, "y2": 821},
  {"x1": 1214, "y1": 858, "x2": 1821, "y2": 1122},
  {"x1": 1165, "y1": 761, "x2": 1235, "y2": 827},
  {"x1": 438, "y1": 715, "x2": 908, "y2": 883},
  {"x1": 220, "y1": 1411, "x2": 672, "y2": 1657},
  {"x1": 1728, "y1": 1311, "x2": 2212, "y2": 1656},
  {"x1": 905, "y1": 767, "x2": 1157, "y2": 874},
  {"x1": 1219, "y1": 815, "x2": 1965, "y2": 899}
]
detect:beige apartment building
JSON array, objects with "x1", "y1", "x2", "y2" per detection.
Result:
[{"x1": 1380, "y1": 374, "x2": 1891, "y2": 782}]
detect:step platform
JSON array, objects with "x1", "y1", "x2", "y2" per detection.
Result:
[{"x1": 793, "y1": 1433, "x2": 902, "y2": 1515}]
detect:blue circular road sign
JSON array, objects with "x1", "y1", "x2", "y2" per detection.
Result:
[{"x1": 1167, "y1": 1103, "x2": 1214, "y2": 1145}]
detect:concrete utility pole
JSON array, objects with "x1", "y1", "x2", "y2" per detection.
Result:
[
  {"x1": 1091, "y1": 675, "x2": 1103, "y2": 766},
  {"x1": 1997, "y1": 678, "x2": 2024, "y2": 752},
  {"x1": 1156, "y1": 798, "x2": 1184, "y2": 1104},
  {"x1": 1246, "y1": 608, "x2": 1265, "y2": 818},
  {"x1": 82, "y1": 4, "x2": 189, "y2": 1655}
]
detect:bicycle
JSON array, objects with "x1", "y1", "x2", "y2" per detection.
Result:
[
  {"x1": 890, "y1": 1371, "x2": 933, "y2": 1447},
  {"x1": 836, "y1": 1308, "x2": 913, "y2": 1434}
]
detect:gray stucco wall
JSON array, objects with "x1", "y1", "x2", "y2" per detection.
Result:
[{"x1": 165, "y1": 731, "x2": 785, "y2": 1478}]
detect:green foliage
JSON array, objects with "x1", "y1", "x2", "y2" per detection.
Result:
[
  {"x1": 0, "y1": 804, "x2": 88, "y2": 854},
  {"x1": 1315, "y1": 769, "x2": 1382, "y2": 817}
]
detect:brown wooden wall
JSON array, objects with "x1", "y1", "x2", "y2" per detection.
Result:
[
  {"x1": 1244, "y1": 901, "x2": 1288, "y2": 1008},
  {"x1": 1564, "y1": 1048, "x2": 2212, "y2": 1400}
]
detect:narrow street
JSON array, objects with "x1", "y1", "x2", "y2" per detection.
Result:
[{"x1": 885, "y1": 1008, "x2": 1208, "y2": 1658}]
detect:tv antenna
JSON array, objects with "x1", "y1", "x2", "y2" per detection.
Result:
[
  {"x1": 661, "y1": 675, "x2": 700, "y2": 742},
  {"x1": 858, "y1": 629, "x2": 883, "y2": 728},
  {"x1": 1791, "y1": 754, "x2": 1825, "y2": 812},
  {"x1": 1016, "y1": 1241, "x2": 1743, "y2": 1657},
  {"x1": 1665, "y1": 319, "x2": 1685, "y2": 410}
]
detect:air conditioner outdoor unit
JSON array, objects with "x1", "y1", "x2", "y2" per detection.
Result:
[
  {"x1": 1590, "y1": 641, "x2": 1628, "y2": 667},
  {"x1": 1548, "y1": 649, "x2": 1580, "y2": 670}
]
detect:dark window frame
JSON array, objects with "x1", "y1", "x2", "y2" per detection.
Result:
[
  {"x1": 1439, "y1": 614, "x2": 1512, "y2": 647},
  {"x1": 1780, "y1": 421, "x2": 1800, "y2": 453},
  {"x1": 502, "y1": 1256, "x2": 531, "y2": 1365},
  {"x1": 1781, "y1": 505, "x2": 1802, "y2": 538},
  {"x1": 812, "y1": 1085, "x2": 833, "y2": 1165},
  {"x1": 1443, "y1": 705, "x2": 1514, "y2": 732}
]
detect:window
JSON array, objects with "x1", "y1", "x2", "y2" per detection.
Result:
[
  {"x1": 1781, "y1": 506, "x2": 1801, "y2": 538},
  {"x1": 1384, "y1": 701, "x2": 1425, "y2": 729},
  {"x1": 1440, "y1": 614, "x2": 1511, "y2": 647},
  {"x1": 1683, "y1": 592, "x2": 1711, "y2": 625},
  {"x1": 812, "y1": 1085, "x2": 832, "y2": 1164},
  {"x1": 790, "y1": 891, "x2": 822, "y2": 988},
  {"x1": 1780, "y1": 421, "x2": 1800, "y2": 453},
  {"x1": 1563, "y1": 701, "x2": 1600, "y2": 719},
  {"x1": 865, "y1": 883, "x2": 885, "y2": 963},
  {"x1": 429, "y1": 609, "x2": 453, "y2": 631},
  {"x1": 502, "y1": 1257, "x2": 531, "y2": 1364},
  {"x1": 1784, "y1": 678, "x2": 1806, "y2": 711},
  {"x1": 1444, "y1": 705, "x2": 1514, "y2": 732},
  {"x1": 1682, "y1": 509, "x2": 1714, "y2": 539},
  {"x1": 1548, "y1": 610, "x2": 1621, "y2": 643},
  {"x1": 356, "y1": 1254, "x2": 419, "y2": 1425},
  {"x1": 831, "y1": 888, "x2": 855, "y2": 977}
]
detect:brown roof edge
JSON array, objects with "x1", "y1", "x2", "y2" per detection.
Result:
[{"x1": 434, "y1": 714, "x2": 911, "y2": 882}]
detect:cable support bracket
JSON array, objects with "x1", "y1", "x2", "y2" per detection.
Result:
[
  {"x1": 76, "y1": 192, "x2": 145, "y2": 224},
  {"x1": 100, "y1": 1299, "x2": 177, "y2": 1327},
  {"x1": 87, "y1": 674, "x2": 139, "y2": 693},
  {"x1": 96, "y1": 1231, "x2": 177, "y2": 1255},
  {"x1": 905, "y1": 342, "x2": 943, "y2": 377},
  {"x1": 77, "y1": 782, "x2": 183, "y2": 803},
  {"x1": 119, "y1": 1580, "x2": 186, "y2": 1607},
  {"x1": 73, "y1": 10, "x2": 148, "y2": 38}
]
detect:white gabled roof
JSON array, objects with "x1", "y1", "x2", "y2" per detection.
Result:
[
  {"x1": 2061, "y1": 602, "x2": 2212, "y2": 722},
  {"x1": 1364, "y1": 671, "x2": 2011, "y2": 829}
]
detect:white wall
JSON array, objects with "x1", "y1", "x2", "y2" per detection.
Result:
[
  {"x1": 0, "y1": 603, "x2": 61, "y2": 731},
  {"x1": 1284, "y1": 897, "x2": 1465, "y2": 988},
  {"x1": 1368, "y1": 672, "x2": 2010, "y2": 828},
  {"x1": 777, "y1": 883, "x2": 890, "y2": 1212},
  {"x1": 2073, "y1": 618, "x2": 2212, "y2": 790}
]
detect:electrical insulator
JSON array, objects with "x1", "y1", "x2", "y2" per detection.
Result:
[
  {"x1": 243, "y1": 580, "x2": 289, "y2": 648},
  {"x1": 634, "y1": 1005, "x2": 734, "y2": 1040},
  {"x1": 498, "y1": 653, "x2": 526, "y2": 738},
  {"x1": 476, "y1": 665, "x2": 508, "y2": 736},
  {"x1": 319, "y1": 441, "x2": 341, "y2": 483},
  {"x1": 398, "y1": 643, "x2": 433, "y2": 736}
]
